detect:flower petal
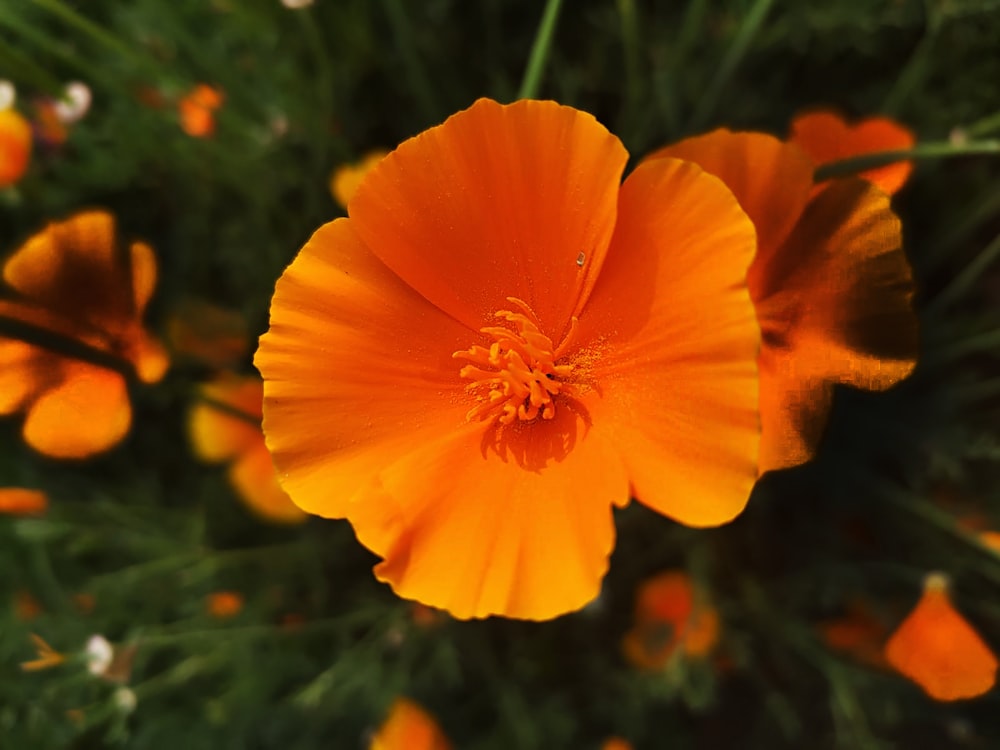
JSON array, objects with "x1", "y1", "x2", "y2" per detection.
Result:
[
  {"x1": 229, "y1": 442, "x2": 307, "y2": 525},
  {"x1": 255, "y1": 218, "x2": 474, "y2": 519},
  {"x1": 0, "y1": 108, "x2": 32, "y2": 188},
  {"x1": 642, "y1": 129, "x2": 814, "y2": 270},
  {"x1": 756, "y1": 178, "x2": 917, "y2": 472},
  {"x1": 885, "y1": 574, "x2": 998, "y2": 701},
  {"x1": 349, "y1": 98, "x2": 628, "y2": 339},
  {"x1": 576, "y1": 158, "x2": 760, "y2": 527},
  {"x1": 189, "y1": 400, "x2": 261, "y2": 463},
  {"x1": 0, "y1": 338, "x2": 44, "y2": 414},
  {"x1": 353, "y1": 406, "x2": 628, "y2": 620},
  {"x1": 22, "y1": 361, "x2": 131, "y2": 458},
  {"x1": 372, "y1": 698, "x2": 451, "y2": 750},
  {"x1": 130, "y1": 240, "x2": 158, "y2": 314},
  {"x1": 791, "y1": 110, "x2": 915, "y2": 195}
]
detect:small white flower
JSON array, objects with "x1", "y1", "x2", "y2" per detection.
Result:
[
  {"x1": 113, "y1": 687, "x2": 137, "y2": 714},
  {"x1": 85, "y1": 634, "x2": 113, "y2": 676},
  {"x1": 281, "y1": 0, "x2": 315, "y2": 8},
  {"x1": 0, "y1": 80, "x2": 15, "y2": 111},
  {"x1": 53, "y1": 81, "x2": 91, "y2": 124}
]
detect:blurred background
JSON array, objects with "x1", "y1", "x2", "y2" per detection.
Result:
[{"x1": 1, "y1": 0, "x2": 999, "y2": 747}]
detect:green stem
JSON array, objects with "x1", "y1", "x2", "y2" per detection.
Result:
[
  {"x1": 381, "y1": 0, "x2": 439, "y2": 123},
  {"x1": 926, "y1": 231, "x2": 1000, "y2": 314},
  {"x1": 517, "y1": 0, "x2": 564, "y2": 100},
  {"x1": 614, "y1": 0, "x2": 642, "y2": 137},
  {"x1": 30, "y1": 0, "x2": 154, "y2": 73},
  {"x1": 0, "y1": 315, "x2": 132, "y2": 379},
  {"x1": 965, "y1": 110, "x2": 1000, "y2": 139},
  {"x1": 687, "y1": 0, "x2": 774, "y2": 131},
  {"x1": 814, "y1": 140, "x2": 1000, "y2": 181}
]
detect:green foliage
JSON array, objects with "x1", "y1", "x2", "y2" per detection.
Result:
[{"x1": 1, "y1": 0, "x2": 999, "y2": 747}]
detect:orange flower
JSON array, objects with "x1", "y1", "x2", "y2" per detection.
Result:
[
  {"x1": 329, "y1": 150, "x2": 389, "y2": 210},
  {"x1": 644, "y1": 129, "x2": 917, "y2": 473},
  {"x1": 206, "y1": 590, "x2": 244, "y2": 618},
  {"x1": 885, "y1": 573, "x2": 998, "y2": 701},
  {"x1": 189, "y1": 374, "x2": 306, "y2": 524},
  {"x1": 166, "y1": 299, "x2": 249, "y2": 369},
  {"x1": 370, "y1": 698, "x2": 451, "y2": 750},
  {"x1": 0, "y1": 211, "x2": 168, "y2": 458},
  {"x1": 0, "y1": 488, "x2": 47, "y2": 515},
  {"x1": 32, "y1": 99, "x2": 68, "y2": 147},
  {"x1": 256, "y1": 98, "x2": 761, "y2": 619},
  {"x1": 13, "y1": 590, "x2": 42, "y2": 620},
  {"x1": 601, "y1": 739, "x2": 634, "y2": 750},
  {"x1": 790, "y1": 110, "x2": 915, "y2": 195},
  {"x1": 178, "y1": 84, "x2": 223, "y2": 138},
  {"x1": 622, "y1": 570, "x2": 720, "y2": 670},
  {"x1": 979, "y1": 531, "x2": 1000, "y2": 553},
  {"x1": 0, "y1": 107, "x2": 32, "y2": 187}
]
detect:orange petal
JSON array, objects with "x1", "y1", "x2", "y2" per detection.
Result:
[
  {"x1": 330, "y1": 150, "x2": 389, "y2": 210},
  {"x1": 255, "y1": 218, "x2": 473, "y2": 519},
  {"x1": 189, "y1": 381, "x2": 263, "y2": 463},
  {"x1": 0, "y1": 108, "x2": 32, "y2": 187},
  {"x1": 634, "y1": 571, "x2": 694, "y2": 625},
  {"x1": 885, "y1": 574, "x2": 998, "y2": 701},
  {"x1": 791, "y1": 110, "x2": 916, "y2": 195},
  {"x1": 0, "y1": 338, "x2": 46, "y2": 414},
  {"x1": 355, "y1": 405, "x2": 628, "y2": 620},
  {"x1": 0, "y1": 488, "x2": 48, "y2": 516},
  {"x1": 349, "y1": 98, "x2": 628, "y2": 338},
  {"x1": 131, "y1": 332, "x2": 169, "y2": 384},
  {"x1": 22, "y1": 361, "x2": 131, "y2": 458},
  {"x1": 179, "y1": 85, "x2": 223, "y2": 138},
  {"x1": 371, "y1": 698, "x2": 451, "y2": 750},
  {"x1": 643, "y1": 129, "x2": 814, "y2": 268},
  {"x1": 206, "y1": 591, "x2": 243, "y2": 618},
  {"x1": 130, "y1": 241, "x2": 158, "y2": 314},
  {"x1": 601, "y1": 739, "x2": 634, "y2": 750},
  {"x1": 229, "y1": 442, "x2": 307, "y2": 524},
  {"x1": 577, "y1": 158, "x2": 760, "y2": 527},
  {"x1": 756, "y1": 179, "x2": 917, "y2": 472},
  {"x1": 165, "y1": 299, "x2": 249, "y2": 369},
  {"x1": 683, "y1": 604, "x2": 720, "y2": 657}
]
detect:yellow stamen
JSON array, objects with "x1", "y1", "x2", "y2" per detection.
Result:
[{"x1": 454, "y1": 298, "x2": 579, "y2": 425}]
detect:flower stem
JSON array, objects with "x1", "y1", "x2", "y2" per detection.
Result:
[
  {"x1": 926, "y1": 231, "x2": 1000, "y2": 315},
  {"x1": 0, "y1": 314, "x2": 132, "y2": 379},
  {"x1": 965, "y1": 110, "x2": 1000, "y2": 139},
  {"x1": 517, "y1": 0, "x2": 564, "y2": 100},
  {"x1": 814, "y1": 139, "x2": 1000, "y2": 181},
  {"x1": 381, "y1": 0, "x2": 439, "y2": 124}
]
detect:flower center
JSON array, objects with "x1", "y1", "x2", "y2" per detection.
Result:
[{"x1": 453, "y1": 297, "x2": 579, "y2": 425}]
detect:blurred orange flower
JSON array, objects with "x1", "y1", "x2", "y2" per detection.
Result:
[
  {"x1": 32, "y1": 99, "x2": 68, "y2": 147},
  {"x1": 166, "y1": 299, "x2": 249, "y2": 369},
  {"x1": 0, "y1": 211, "x2": 168, "y2": 458},
  {"x1": 885, "y1": 573, "x2": 998, "y2": 701},
  {"x1": 0, "y1": 488, "x2": 48, "y2": 516},
  {"x1": 179, "y1": 84, "x2": 223, "y2": 138},
  {"x1": 0, "y1": 107, "x2": 32, "y2": 187},
  {"x1": 21, "y1": 633, "x2": 64, "y2": 672},
  {"x1": 206, "y1": 590, "x2": 244, "y2": 619},
  {"x1": 13, "y1": 590, "x2": 42, "y2": 620},
  {"x1": 256, "y1": 98, "x2": 761, "y2": 619},
  {"x1": 644, "y1": 129, "x2": 917, "y2": 473},
  {"x1": 622, "y1": 571, "x2": 720, "y2": 670},
  {"x1": 601, "y1": 739, "x2": 634, "y2": 750},
  {"x1": 790, "y1": 110, "x2": 915, "y2": 195},
  {"x1": 330, "y1": 150, "x2": 389, "y2": 210},
  {"x1": 189, "y1": 374, "x2": 306, "y2": 524},
  {"x1": 370, "y1": 698, "x2": 451, "y2": 750},
  {"x1": 817, "y1": 599, "x2": 888, "y2": 669}
]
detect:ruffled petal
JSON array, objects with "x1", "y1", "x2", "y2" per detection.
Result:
[
  {"x1": 642, "y1": 129, "x2": 814, "y2": 278},
  {"x1": 756, "y1": 179, "x2": 917, "y2": 472},
  {"x1": 576, "y1": 158, "x2": 760, "y2": 527},
  {"x1": 791, "y1": 110, "x2": 915, "y2": 195},
  {"x1": 22, "y1": 361, "x2": 131, "y2": 458},
  {"x1": 255, "y1": 218, "x2": 474, "y2": 519},
  {"x1": 352, "y1": 405, "x2": 628, "y2": 620},
  {"x1": 349, "y1": 98, "x2": 628, "y2": 339}
]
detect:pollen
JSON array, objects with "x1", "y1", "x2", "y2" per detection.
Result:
[{"x1": 454, "y1": 297, "x2": 579, "y2": 425}]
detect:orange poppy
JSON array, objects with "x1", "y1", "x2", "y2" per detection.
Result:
[
  {"x1": 0, "y1": 488, "x2": 47, "y2": 515},
  {"x1": 644, "y1": 129, "x2": 917, "y2": 473},
  {"x1": 370, "y1": 698, "x2": 451, "y2": 750},
  {"x1": 20, "y1": 633, "x2": 65, "y2": 672},
  {"x1": 178, "y1": 84, "x2": 223, "y2": 138},
  {"x1": 790, "y1": 110, "x2": 915, "y2": 195},
  {"x1": 601, "y1": 739, "x2": 634, "y2": 750},
  {"x1": 885, "y1": 573, "x2": 998, "y2": 701},
  {"x1": 189, "y1": 374, "x2": 306, "y2": 524},
  {"x1": 256, "y1": 98, "x2": 761, "y2": 620},
  {"x1": 622, "y1": 570, "x2": 720, "y2": 670},
  {"x1": 206, "y1": 590, "x2": 244, "y2": 618},
  {"x1": 0, "y1": 107, "x2": 32, "y2": 187},
  {"x1": 0, "y1": 211, "x2": 168, "y2": 458},
  {"x1": 329, "y1": 150, "x2": 389, "y2": 210},
  {"x1": 166, "y1": 299, "x2": 249, "y2": 369}
]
